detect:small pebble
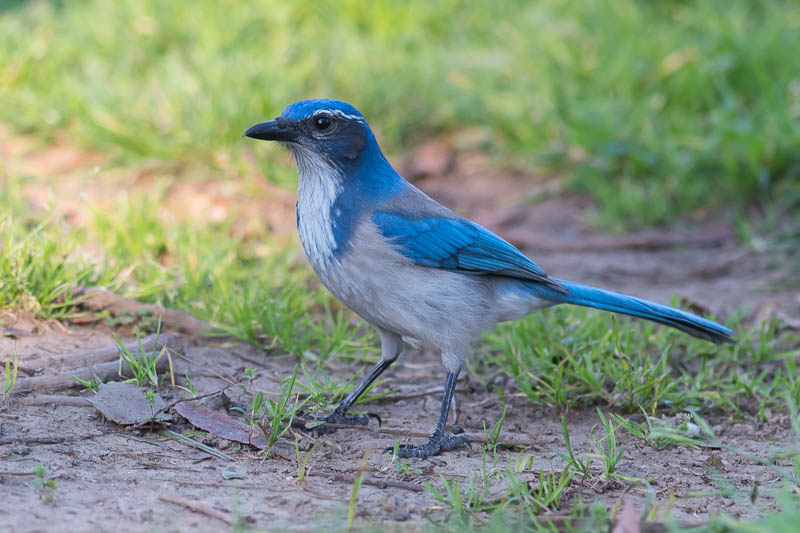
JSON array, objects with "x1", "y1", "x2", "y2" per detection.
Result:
[{"x1": 11, "y1": 444, "x2": 31, "y2": 456}]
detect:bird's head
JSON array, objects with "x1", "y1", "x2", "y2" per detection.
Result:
[{"x1": 243, "y1": 99, "x2": 375, "y2": 166}]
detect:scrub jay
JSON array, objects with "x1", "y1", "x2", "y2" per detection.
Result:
[{"x1": 244, "y1": 99, "x2": 734, "y2": 458}]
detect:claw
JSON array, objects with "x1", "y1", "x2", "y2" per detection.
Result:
[
  {"x1": 367, "y1": 412, "x2": 382, "y2": 426},
  {"x1": 440, "y1": 434, "x2": 471, "y2": 452}
]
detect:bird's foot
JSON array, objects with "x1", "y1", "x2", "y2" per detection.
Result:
[
  {"x1": 388, "y1": 431, "x2": 471, "y2": 459},
  {"x1": 301, "y1": 410, "x2": 381, "y2": 435}
]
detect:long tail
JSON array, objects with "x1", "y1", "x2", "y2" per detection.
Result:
[{"x1": 532, "y1": 279, "x2": 735, "y2": 344}]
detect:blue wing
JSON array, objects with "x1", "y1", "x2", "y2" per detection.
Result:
[{"x1": 371, "y1": 212, "x2": 566, "y2": 292}]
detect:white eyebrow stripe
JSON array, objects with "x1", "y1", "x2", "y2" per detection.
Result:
[{"x1": 312, "y1": 109, "x2": 365, "y2": 122}]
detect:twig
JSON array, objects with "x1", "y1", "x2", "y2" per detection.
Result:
[
  {"x1": 159, "y1": 429, "x2": 233, "y2": 461},
  {"x1": 140, "y1": 462, "x2": 203, "y2": 473},
  {"x1": 158, "y1": 494, "x2": 239, "y2": 526},
  {"x1": 152, "y1": 478, "x2": 278, "y2": 491},
  {"x1": 21, "y1": 333, "x2": 181, "y2": 369},
  {"x1": 0, "y1": 436, "x2": 67, "y2": 445},
  {"x1": 155, "y1": 479, "x2": 302, "y2": 494},
  {"x1": 318, "y1": 472, "x2": 424, "y2": 493},
  {"x1": 169, "y1": 350, "x2": 237, "y2": 386},
  {"x1": 19, "y1": 395, "x2": 92, "y2": 407},
  {"x1": 77, "y1": 287, "x2": 213, "y2": 336},
  {"x1": 367, "y1": 384, "x2": 474, "y2": 403},
  {"x1": 13, "y1": 335, "x2": 184, "y2": 395},
  {"x1": 372, "y1": 386, "x2": 444, "y2": 403},
  {"x1": 16, "y1": 356, "x2": 173, "y2": 395},
  {"x1": 118, "y1": 434, "x2": 171, "y2": 449}
]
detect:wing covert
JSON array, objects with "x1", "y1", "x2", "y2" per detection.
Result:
[{"x1": 371, "y1": 212, "x2": 566, "y2": 291}]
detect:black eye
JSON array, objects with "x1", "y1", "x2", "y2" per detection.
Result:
[{"x1": 314, "y1": 115, "x2": 331, "y2": 131}]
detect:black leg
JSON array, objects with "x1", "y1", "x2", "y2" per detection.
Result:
[
  {"x1": 390, "y1": 370, "x2": 470, "y2": 458},
  {"x1": 307, "y1": 357, "x2": 393, "y2": 434}
]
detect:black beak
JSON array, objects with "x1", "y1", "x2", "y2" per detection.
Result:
[{"x1": 242, "y1": 119, "x2": 296, "y2": 142}]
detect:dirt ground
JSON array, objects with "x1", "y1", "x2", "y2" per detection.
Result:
[
  {"x1": 2, "y1": 132, "x2": 799, "y2": 531},
  {"x1": 1, "y1": 311, "x2": 797, "y2": 533}
]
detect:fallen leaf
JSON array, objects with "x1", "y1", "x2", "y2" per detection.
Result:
[
  {"x1": 3, "y1": 327, "x2": 34, "y2": 339},
  {"x1": 175, "y1": 402, "x2": 267, "y2": 449},
  {"x1": 88, "y1": 382, "x2": 170, "y2": 425}
]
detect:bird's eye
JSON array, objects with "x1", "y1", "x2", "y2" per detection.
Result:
[{"x1": 314, "y1": 115, "x2": 332, "y2": 131}]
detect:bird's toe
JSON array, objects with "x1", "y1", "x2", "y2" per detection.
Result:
[
  {"x1": 303, "y1": 410, "x2": 381, "y2": 435},
  {"x1": 388, "y1": 432, "x2": 471, "y2": 459}
]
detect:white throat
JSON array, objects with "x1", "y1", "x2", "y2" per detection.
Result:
[{"x1": 288, "y1": 144, "x2": 342, "y2": 269}]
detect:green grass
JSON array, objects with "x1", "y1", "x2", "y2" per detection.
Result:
[
  {"x1": 0, "y1": 174, "x2": 375, "y2": 362},
  {"x1": 415, "y1": 388, "x2": 800, "y2": 531},
  {"x1": 115, "y1": 320, "x2": 167, "y2": 389},
  {"x1": 258, "y1": 363, "x2": 303, "y2": 455},
  {"x1": 32, "y1": 464, "x2": 57, "y2": 503},
  {"x1": 0, "y1": 216, "x2": 122, "y2": 317},
  {"x1": 2, "y1": 351, "x2": 18, "y2": 406},
  {"x1": 424, "y1": 422, "x2": 576, "y2": 524},
  {"x1": 423, "y1": 402, "x2": 800, "y2": 532},
  {"x1": 478, "y1": 306, "x2": 798, "y2": 415},
  {"x1": 421, "y1": 499, "x2": 800, "y2": 533},
  {"x1": 1, "y1": 0, "x2": 799, "y2": 227}
]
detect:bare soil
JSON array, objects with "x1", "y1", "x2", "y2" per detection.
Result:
[
  {"x1": 2, "y1": 130, "x2": 799, "y2": 531},
  {"x1": 1, "y1": 313, "x2": 797, "y2": 532}
]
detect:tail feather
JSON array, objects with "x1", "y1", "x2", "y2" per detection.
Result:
[{"x1": 534, "y1": 279, "x2": 735, "y2": 344}]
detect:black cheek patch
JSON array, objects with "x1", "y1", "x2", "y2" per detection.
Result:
[{"x1": 341, "y1": 121, "x2": 366, "y2": 159}]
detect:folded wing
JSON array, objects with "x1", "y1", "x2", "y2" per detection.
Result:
[{"x1": 372, "y1": 212, "x2": 566, "y2": 292}]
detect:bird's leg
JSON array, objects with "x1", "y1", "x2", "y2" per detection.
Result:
[
  {"x1": 306, "y1": 328, "x2": 401, "y2": 435},
  {"x1": 308, "y1": 357, "x2": 392, "y2": 434},
  {"x1": 391, "y1": 370, "x2": 470, "y2": 458}
]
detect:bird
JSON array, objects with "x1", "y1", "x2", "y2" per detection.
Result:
[{"x1": 243, "y1": 99, "x2": 735, "y2": 458}]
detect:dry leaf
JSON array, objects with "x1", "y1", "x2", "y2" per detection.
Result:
[
  {"x1": 89, "y1": 382, "x2": 170, "y2": 425},
  {"x1": 175, "y1": 402, "x2": 267, "y2": 449}
]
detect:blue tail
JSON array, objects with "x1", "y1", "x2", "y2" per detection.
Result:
[{"x1": 532, "y1": 279, "x2": 735, "y2": 344}]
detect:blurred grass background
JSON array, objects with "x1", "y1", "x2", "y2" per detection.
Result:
[{"x1": 1, "y1": 0, "x2": 799, "y2": 227}]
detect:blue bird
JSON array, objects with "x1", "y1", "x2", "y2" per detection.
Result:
[{"x1": 244, "y1": 99, "x2": 735, "y2": 458}]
